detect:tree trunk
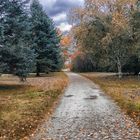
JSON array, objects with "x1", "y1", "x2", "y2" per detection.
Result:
[
  {"x1": 36, "y1": 72, "x2": 40, "y2": 77},
  {"x1": 20, "y1": 76, "x2": 26, "y2": 82},
  {"x1": 89, "y1": 58, "x2": 95, "y2": 70},
  {"x1": 36, "y1": 63, "x2": 40, "y2": 77},
  {"x1": 117, "y1": 58, "x2": 122, "y2": 79}
]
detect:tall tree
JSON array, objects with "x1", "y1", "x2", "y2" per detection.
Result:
[
  {"x1": 30, "y1": 0, "x2": 62, "y2": 76},
  {"x1": 102, "y1": 0, "x2": 138, "y2": 78},
  {"x1": 0, "y1": 0, "x2": 35, "y2": 80}
]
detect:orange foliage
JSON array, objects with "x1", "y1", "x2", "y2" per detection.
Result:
[{"x1": 61, "y1": 36, "x2": 72, "y2": 47}]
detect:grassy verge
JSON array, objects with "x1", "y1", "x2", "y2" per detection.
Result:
[
  {"x1": 0, "y1": 72, "x2": 68, "y2": 139},
  {"x1": 81, "y1": 73, "x2": 140, "y2": 127}
]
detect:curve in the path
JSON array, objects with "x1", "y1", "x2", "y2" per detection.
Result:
[{"x1": 32, "y1": 73, "x2": 140, "y2": 140}]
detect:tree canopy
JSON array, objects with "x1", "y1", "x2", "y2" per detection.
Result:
[{"x1": 70, "y1": 0, "x2": 140, "y2": 77}]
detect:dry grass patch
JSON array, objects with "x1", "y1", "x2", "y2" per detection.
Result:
[
  {"x1": 81, "y1": 73, "x2": 140, "y2": 127},
  {"x1": 0, "y1": 72, "x2": 68, "y2": 139}
]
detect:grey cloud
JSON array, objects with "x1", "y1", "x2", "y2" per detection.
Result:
[
  {"x1": 39, "y1": 0, "x2": 84, "y2": 31},
  {"x1": 47, "y1": 0, "x2": 81, "y2": 16}
]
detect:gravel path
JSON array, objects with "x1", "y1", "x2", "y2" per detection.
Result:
[{"x1": 31, "y1": 73, "x2": 140, "y2": 140}]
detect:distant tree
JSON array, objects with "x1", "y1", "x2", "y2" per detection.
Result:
[
  {"x1": 72, "y1": 54, "x2": 95, "y2": 72},
  {"x1": 30, "y1": 0, "x2": 63, "y2": 76}
]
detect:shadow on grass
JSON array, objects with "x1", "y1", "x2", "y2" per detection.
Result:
[
  {"x1": 28, "y1": 72, "x2": 64, "y2": 78},
  {"x1": 0, "y1": 85, "x2": 24, "y2": 90},
  {"x1": 0, "y1": 84, "x2": 32, "y2": 96}
]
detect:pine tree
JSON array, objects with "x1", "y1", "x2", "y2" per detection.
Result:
[{"x1": 30, "y1": 0, "x2": 63, "y2": 76}]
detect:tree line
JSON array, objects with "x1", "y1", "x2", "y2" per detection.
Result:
[
  {"x1": 0, "y1": 0, "x2": 63, "y2": 81},
  {"x1": 70, "y1": 0, "x2": 140, "y2": 78}
]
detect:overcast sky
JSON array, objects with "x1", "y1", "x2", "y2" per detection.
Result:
[{"x1": 39, "y1": 0, "x2": 84, "y2": 32}]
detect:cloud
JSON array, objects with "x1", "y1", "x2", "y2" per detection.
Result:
[
  {"x1": 41, "y1": 0, "x2": 84, "y2": 16},
  {"x1": 47, "y1": 0, "x2": 81, "y2": 16},
  {"x1": 58, "y1": 23, "x2": 72, "y2": 32},
  {"x1": 52, "y1": 13, "x2": 67, "y2": 25},
  {"x1": 39, "y1": 0, "x2": 84, "y2": 32}
]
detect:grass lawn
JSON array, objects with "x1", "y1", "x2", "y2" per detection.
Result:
[
  {"x1": 81, "y1": 73, "x2": 140, "y2": 127},
  {"x1": 0, "y1": 72, "x2": 68, "y2": 140}
]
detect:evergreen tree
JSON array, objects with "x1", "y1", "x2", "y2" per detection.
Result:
[
  {"x1": 30, "y1": 0, "x2": 62, "y2": 76},
  {"x1": 0, "y1": 0, "x2": 35, "y2": 80},
  {"x1": 14, "y1": 45, "x2": 36, "y2": 81}
]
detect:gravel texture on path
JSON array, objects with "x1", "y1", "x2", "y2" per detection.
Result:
[{"x1": 31, "y1": 73, "x2": 140, "y2": 140}]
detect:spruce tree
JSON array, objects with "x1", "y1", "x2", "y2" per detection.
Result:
[
  {"x1": 30, "y1": 0, "x2": 63, "y2": 76},
  {"x1": 0, "y1": 0, "x2": 35, "y2": 80}
]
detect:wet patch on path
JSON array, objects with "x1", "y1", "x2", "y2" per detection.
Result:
[
  {"x1": 84, "y1": 95, "x2": 98, "y2": 100},
  {"x1": 64, "y1": 95, "x2": 74, "y2": 98}
]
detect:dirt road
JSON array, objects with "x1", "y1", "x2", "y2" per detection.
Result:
[{"x1": 32, "y1": 73, "x2": 140, "y2": 140}]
